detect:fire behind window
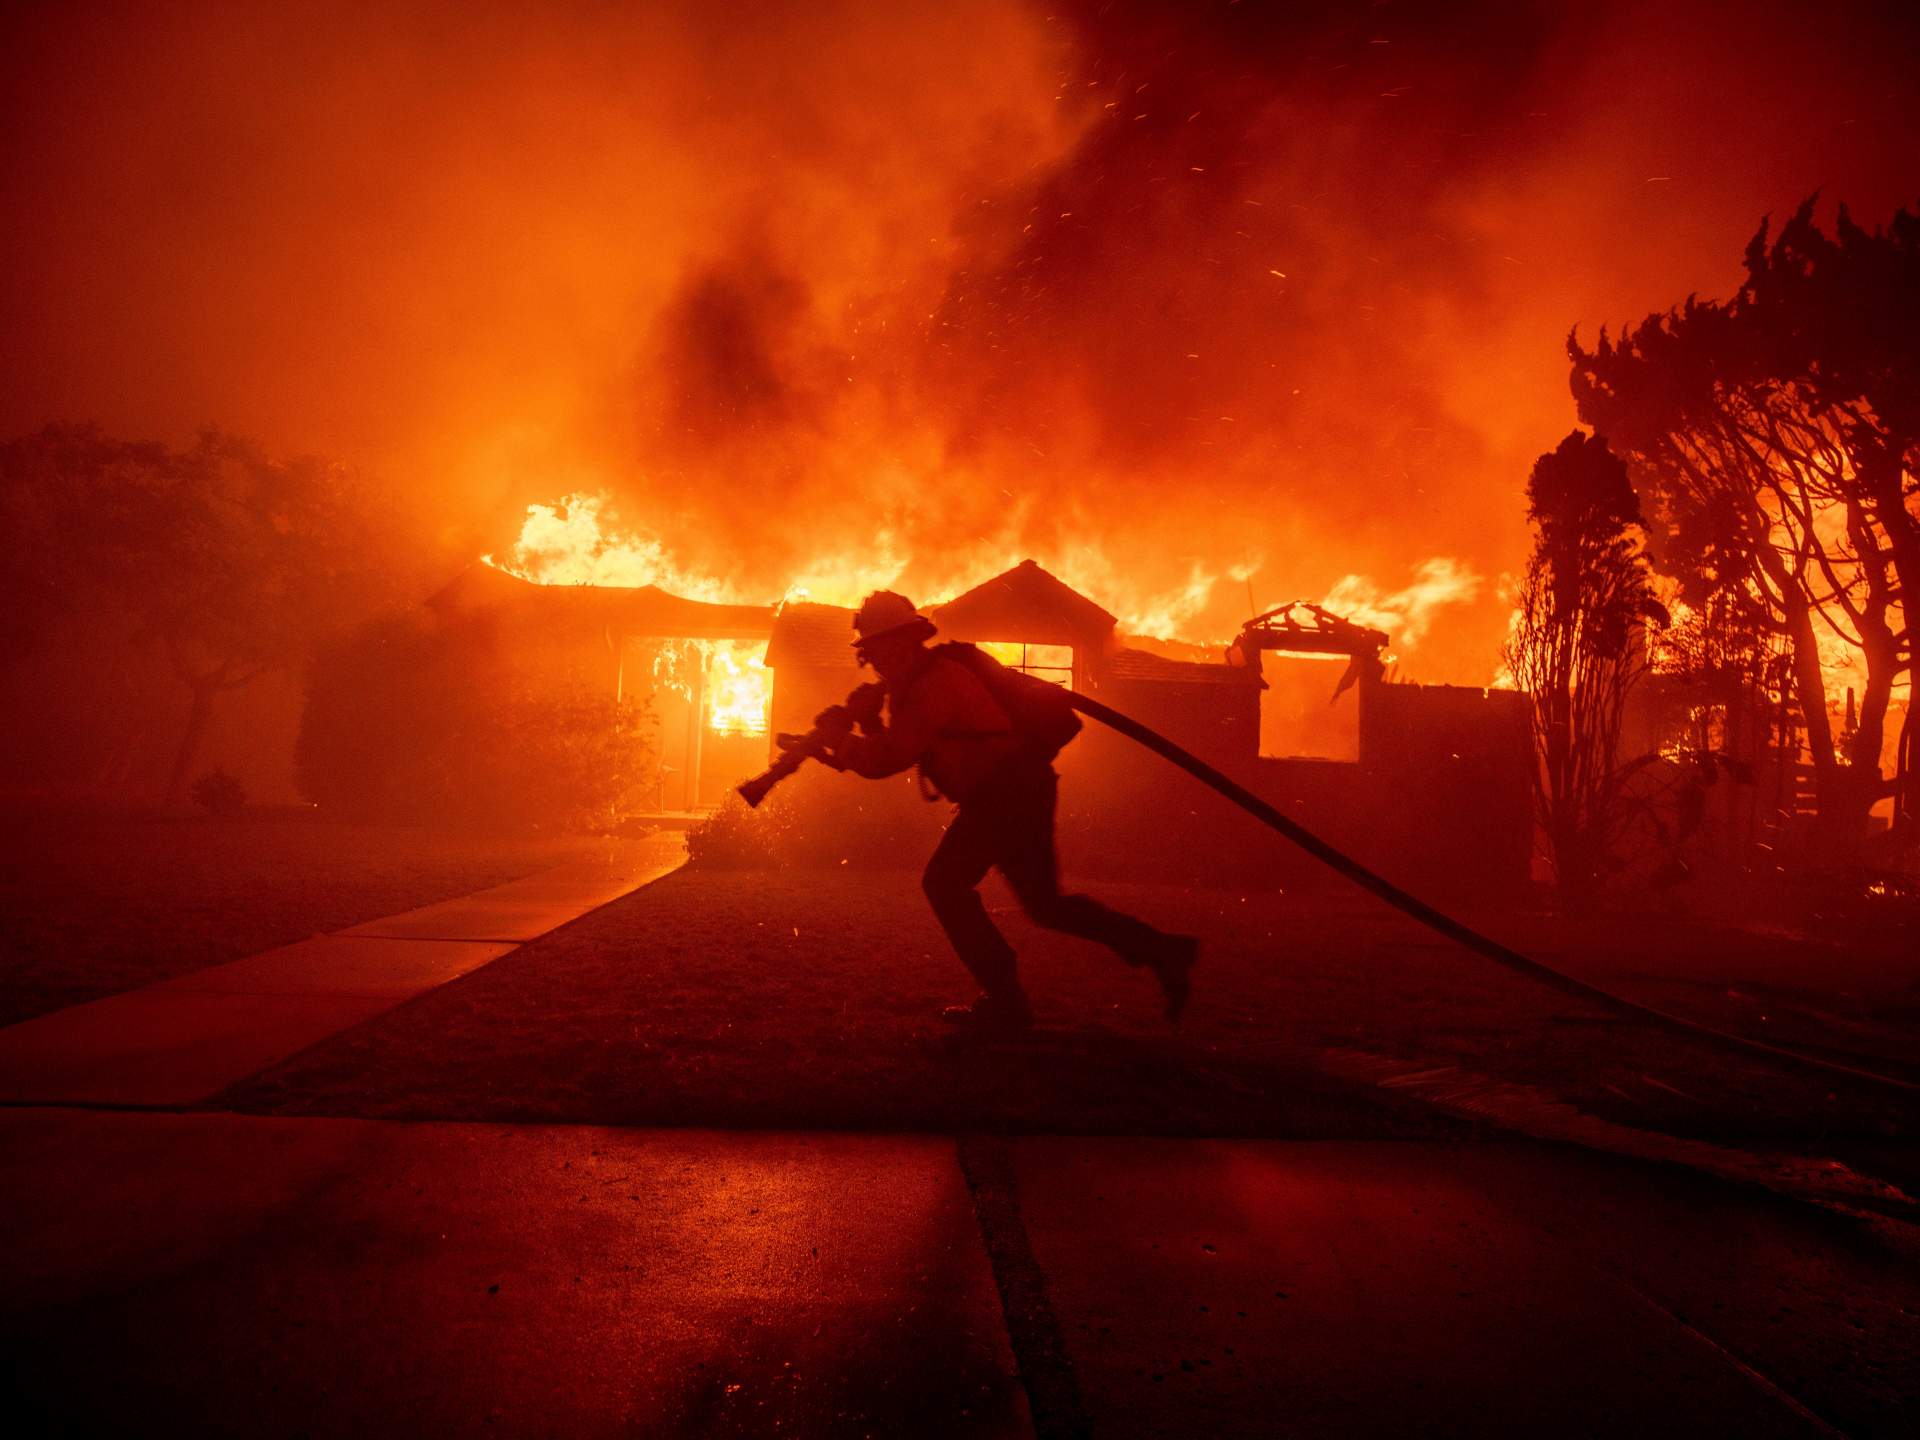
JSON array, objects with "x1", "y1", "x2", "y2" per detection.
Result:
[
  {"x1": 978, "y1": 641, "x2": 1073, "y2": 689},
  {"x1": 704, "y1": 640, "x2": 771, "y2": 737},
  {"x1": 645, "y1": 638, "x2": 772, "y2": 738},
  {"x1": 1258, "y1": 650, "x2": 1359, "y2": 762}
]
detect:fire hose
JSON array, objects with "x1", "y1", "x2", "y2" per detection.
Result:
[{"x1": 740, "y1": 690, "x2": 1918, "y2": 1096}]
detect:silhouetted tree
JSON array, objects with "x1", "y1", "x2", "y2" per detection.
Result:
[
  {"x1": 1503, "y1": 431, "x2": 1665, "y2": 893},
  {"x1": 296, "y1": 609, "x2": 658, "y2": 829},
  {"x1": 0, "y1": 424, "x2": 404, "y2": 802},
  {"x1": 1570, "y1": 199, "x2": 1918, "y2": 849}
]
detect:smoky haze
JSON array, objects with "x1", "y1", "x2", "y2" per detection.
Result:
[{"x1": 4, "y1": 0, "x2": 1917, "y2": 680}]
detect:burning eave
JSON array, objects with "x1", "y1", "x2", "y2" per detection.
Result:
[{"x1": 428, "y1": 562, "x2": 775, "y2": 641}]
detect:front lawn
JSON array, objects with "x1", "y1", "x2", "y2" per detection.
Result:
[{"x1": 224, "y1": 863, "x2": 1917, "y2": 1146}]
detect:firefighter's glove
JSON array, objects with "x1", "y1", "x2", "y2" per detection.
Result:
[
  {"x1": 847, "y1": 682, "x2": 887, "y2": 733},
  {"x1": 813, "y1": 705, "x2": 855, "y2": 743}
]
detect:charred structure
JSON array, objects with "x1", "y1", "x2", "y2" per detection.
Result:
[{"x1": 410, "y1": 558, "x2": 1529, "y2": 892}]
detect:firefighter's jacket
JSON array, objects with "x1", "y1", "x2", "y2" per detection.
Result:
[{"x1": 826, "y1": 653, "x2": 1027, "y2": 802}]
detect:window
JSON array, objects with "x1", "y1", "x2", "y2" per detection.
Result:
[
  {"x1": 1257, "y1": 650, "x2": 1359, "y2": 761},
  {"x1": 978, "y1": 641, "x2": 1074, "y2": 689}
]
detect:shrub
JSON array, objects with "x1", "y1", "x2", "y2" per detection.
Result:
[
  {"x1": 189, "y1": 768, "x2": 247, "y2": 816},
  {"x1": 295, "y1": 609, "x2": 657, "y2": 830},
  {"x1": 686, "y1": 765, "x2": 943, "y2": 870},
  {"x1": 685, "y1": 793, "x2": 785, "y2": 869}
]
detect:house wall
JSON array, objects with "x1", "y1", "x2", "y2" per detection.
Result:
[
  {"x1": 1058, "y1": 677, "x2": 1530, "y2": 895},
  {"x1": 699, "y1": 731, "x2": 771, "y2": 807},
  {"x1": 763, "y1": 650, "x2": 1530, "y2": 896},
  {"x1": 1057, "y1": 677, "x2": 1284, "y2": 889},
  {"x1": 770, "y1": 663, "x2": 863, "y2": 748},
  {"x1": 1093, "y1": 678, "x2": 1260, "y2": 771}
]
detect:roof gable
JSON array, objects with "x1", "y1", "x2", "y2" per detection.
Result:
[
  {"x1": 932, "y1": 560, "x2": 1117, "y2": 648},
  {"x1": 766, "y1": 601, "x2": 860, "y2": 669}
]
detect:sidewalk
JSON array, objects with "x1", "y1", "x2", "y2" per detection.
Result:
[
  {"x1": 0, "y1": 833, "x2": 685, "y2": 1107},
  {"x1": 3, "y1": 1109, "x2": 1912, "y2": 1437}
]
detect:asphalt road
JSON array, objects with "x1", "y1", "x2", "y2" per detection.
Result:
[{"x1": 4, "y1": 1110, "x2": 1913, "y2": 1438}]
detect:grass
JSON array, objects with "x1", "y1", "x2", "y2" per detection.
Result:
[
  {"x1": 223, "y1": 862, "x2": 1920, "y2": 1146},
  {"x1": 0, "y1": 807, "x2": 613, "y2": 1025}
]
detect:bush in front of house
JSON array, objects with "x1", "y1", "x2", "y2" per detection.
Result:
[
  {"x1": 189, "y1": 768, "x2": 247, "y2": 817},
  {"x1": 295, "y1": 609, "x2": 657, "y2": 830},
  {"x1": 684, "y1": 793, "x2": 786, "y2": 868},
  {"x1": 686, "y1": 765, "x2": 943, "y2": 870}
]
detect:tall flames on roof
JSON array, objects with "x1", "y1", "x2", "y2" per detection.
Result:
[
  {"x1": 486, "y1": 492, "x2": 1482, "y2": 733},
  {"x1": 488, "y1": 492, "x2": 1482, "y2": 663},
  {"x1": 9, "y1": 3, "x2": 1917, "y2": 704}
]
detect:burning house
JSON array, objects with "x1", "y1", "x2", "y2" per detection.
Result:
[
  {"x1": 767, "y1": 561, "x2": 1525, "y2": 892},
  {"x1": 427, "y1": 556, "x2": 1528, "y2": 891},
  {"x1": 425, "y1": 561, "x2": 776, "y2": 812}
]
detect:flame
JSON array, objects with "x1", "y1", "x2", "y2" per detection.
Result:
[
  {"x1": 704, "y1": 640, "x2": 772, "y2": 736},
  {"x1": 19, "y1": 5, "x2": 1917, "y2": 712},
  {"x1": 1319, "y1": 558, "x2": 1482, "y2": 653},
  {"x1": 490, "y1": 490, "x2": 1478, "y2": 664},
  {"x1": 486, "y1": 493, "x2": 741, "y2": 601},
  {"x1": 649, "y1": 637, "x2": 771, "y2": 736},
  {"x1": 1051, "y1": 554, "x2": 1226, "y2": 642}
]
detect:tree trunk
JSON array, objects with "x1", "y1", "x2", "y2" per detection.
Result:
[
  {"x1": 1852, "y1": 616, "x2": 1895, "y2": 778},
  {"x1": 1774, "y1": 589, "x2": 1874, "y2": 859},
  {"x1": 1860, "y1": 457, "x2": 1920, "y2": 828},
  {"x1": 1542, "y1": 678, "x2": 1581, "y2": 890},
  {"x1": 1899, "y1": 709, "x2": 1918, "y2": 834},
  {"x1": 164, "y1": 684, "x2": 217, "y2": 807}
]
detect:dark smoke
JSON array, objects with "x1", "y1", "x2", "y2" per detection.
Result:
[{"x1": 4, "y1": 0, "x2": 1916, "y2": 679}]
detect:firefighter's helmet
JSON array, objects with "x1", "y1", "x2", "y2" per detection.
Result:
[{"x1": 851, "y1": 590, "x2": 936, "y2": 651}]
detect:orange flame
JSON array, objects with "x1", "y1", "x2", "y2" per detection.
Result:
[
  {"x1": 1320, "y1": 558, "x2": 1482, "y2": 654},
  {"x1": 649, "y1": 636, "x2": 772, "y2": 737},
  {"x1": 704, "y1": 641, "x2": 772, "y2": 737},
  {"x1": 486, "y1": 494, "x2": 742, "y2": 600},
  {"x1": 488, "y1": 491, "x2": 1479, "y2": 659}
]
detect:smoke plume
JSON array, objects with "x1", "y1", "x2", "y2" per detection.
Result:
[{"x1": 5, "y1": 0, "x2": 1917, "y2": 678}]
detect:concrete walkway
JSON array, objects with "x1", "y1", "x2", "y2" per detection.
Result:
[
  {"x1": 3, "y1": 1110, "x2": 1912, "y2": 1437},
  {"x1": 0, "y1": 834, "x2": 685, "y2": 1107}
]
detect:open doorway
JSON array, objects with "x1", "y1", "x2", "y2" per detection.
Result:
[{"x1": 623, "y1": 638, "x2": 773, "y2": 811}]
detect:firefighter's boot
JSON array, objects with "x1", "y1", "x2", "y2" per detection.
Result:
[{"x1": 1146, "y1": 934, "x2": 1199, "y2": 1025}]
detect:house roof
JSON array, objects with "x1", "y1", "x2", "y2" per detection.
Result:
[
  {"x1": 1102, "y1": 645, "x2": 1262, "y2": 686},
  {"x1": 1232, "y1": 600, "x2": 1387, "y2": 659},
  {"x1": 426, "y1": 563, "x2": 775, "y2": 639},
  {"x1": 765, "y1": 561, "x2": 1123, "y2": 669},
  {"x1": 765, "y1": 601, "x2": 860, "y2": 670},
  {"x1": 932, "y1": 560, "x2": 1118, "y2": 648}
]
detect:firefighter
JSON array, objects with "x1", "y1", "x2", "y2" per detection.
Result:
[{"x1": 814, "y1": 590, "x2": 1198, "y2": 1037}]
